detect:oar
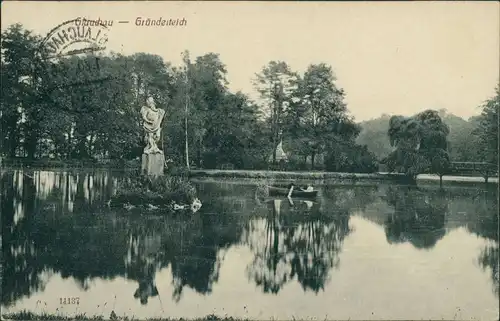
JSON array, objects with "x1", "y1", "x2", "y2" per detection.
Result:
[{"x1": 157, "y1": 288, "x2": 165, "y2": 314}]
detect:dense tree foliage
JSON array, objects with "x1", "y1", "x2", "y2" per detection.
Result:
[
  {"x1": 1, "y1": 24, "x2": 495, "y2": 175},
  {"x1": 357, "y1": 108, "x2": 496, "y2": 167},
  {"x1": 1, "y1": 24, "x2": 44, "y2": 159},
  {"x1": 472, "y1": 86, "x2": 499, "y2": 166},
  {"x1": 1, "y1": 24, "x2": 377, "y2": 172},
  {"x1": 439, "y1": 110, "x2": 481, "y2": 162},
  {"x1": 384, "y1": 110, "x2": 451, "y2": 182},
  {"x1": 254, "y1": 61, "x2": 299, "y2": 165}
]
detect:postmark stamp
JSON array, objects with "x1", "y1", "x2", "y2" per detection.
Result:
[
  {"x1": 40, "y1": 17, "x2": 110, "y2": 59},
  {"x1": 37, "y1": 17, "x2": 113, "y2": 91}
]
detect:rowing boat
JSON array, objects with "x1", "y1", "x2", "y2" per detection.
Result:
[{"x1": 267, "y1": 185, "x2": 318, "y2": 198}]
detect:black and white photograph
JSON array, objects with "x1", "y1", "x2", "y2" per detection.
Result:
[{"x1": 1, "y1": 1, "x2": 499, "y2": 320}]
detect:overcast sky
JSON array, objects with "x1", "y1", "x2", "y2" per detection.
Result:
[{"x1": 2, "y1": 1, "x2": 499, "y2": 121}]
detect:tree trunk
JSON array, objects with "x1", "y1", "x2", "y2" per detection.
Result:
[
  {"x1": 9, "y1": 133, "x2": 17, "y2": 158},
  {"x1": 88, "y1": 134, "x2": 95, "y2": 159},
  {"x1": 439, "y1": 175, "x2": 443, "y2": 188},
  {"x1": 67, "y1": 130, "x2": 72, "y2": 159},
  {"x1": 311, "y1": 152, "x2": 316, "y2": 170},
  {"x1": 272, "y1": 99, "x2": 278, "y2": 164},
  {"x1": 272, "y1": 127, "x2": 277, "y2": 165},
  {"x1": 196, "y1": 141, "x2": 202, "y2": 168},
  {"x1": 25, "y1": 130, "x2": 38, "y2": 160},
  {"x1": 77, "y1": 137, "x2": 88, "y2": 159}
]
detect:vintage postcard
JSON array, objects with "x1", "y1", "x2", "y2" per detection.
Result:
[{"x1": 1, "y1": 1, "x2": 499, "y2": 321}]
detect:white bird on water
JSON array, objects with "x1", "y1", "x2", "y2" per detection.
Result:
[
  {"x1": 173, "y1": 203, "x2": 187, "y2": 210},
  {"x1": 191, "y1": 198, "x2": 202, "y2": 213},
  {"x1": 172, "y1": 198, "x2": 202, "y2": 213},
  {"x1": 123, "y1": 203, "x2": 136, "y2": 210},
  {"x1": 147, "y1": 204, "x2": 159, "y2": 210}
]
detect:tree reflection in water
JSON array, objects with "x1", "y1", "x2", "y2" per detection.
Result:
[
  {"x1": 2, "y1": 170, "x2": 133, "y2": 306},
  {"x1": 479, "y1": 245, "x2": 499, "y2": 298},
  {"x1": 2, "y1": 171, "x2": 45, "y2": 307},
  {"x1": 166, "y1": 206, "x2": 244, "y2": 303},
  {"x1": 1, "y1": 171, "x2": 247, "y2": 307},
  {"x1": 125, "y1": 222, "x2": 163, "y2": 305},
  {"x1": 2, "y1": 170, "x2": 498, "y2": 310},
  {"x1": 383, "y1": 185, "x2": 448, "y2": 249},
  {"x1": 245, "y1": 186, "x2": 378, "y2": 294},
  {"x1": 462, "y1": 187, "x2": 499, "y2": 298},
  {"x1": 383, "y1": 184, "x2": 498, "y2": 298}
]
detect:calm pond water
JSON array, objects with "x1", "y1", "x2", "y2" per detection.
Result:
[{"x1": 1, "y1": 169, "x2": 498, "y2": 320}]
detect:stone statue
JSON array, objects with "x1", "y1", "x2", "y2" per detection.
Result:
[{"x1": 140, "y1": 96, "x2": 165, "y2": 154}]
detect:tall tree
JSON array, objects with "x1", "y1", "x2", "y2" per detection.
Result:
[
  {"x1": 43, "y1": 54, "x2": 142, "y2": 160},
  {"x1": 207, "y1": 92, "x2": 269, "y2": 169},
  {"x1": 255, "y1": 61, "x2": 299, "y2": 164},
  {"x1": 473, "y1": 85, "x2": 499, "y2": 166},
  {"x1": 166, "y1": 52, "x2": 231, "y2": 168},
  {"x1": 288, "y1": 63, "x2": 354, "y2": 168},
  {"x1": 181, "y1": 50, "x2": 191, "y2": 168},
  {"x1": 1, "y1": 24, "x2": 43, "y2": 158},
  {"x1": 193, "y1": 53, "x2": 229, "y2": 167}
]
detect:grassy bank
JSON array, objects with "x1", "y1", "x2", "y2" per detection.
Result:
[
  {"x1": 188, "y1": 169, "x2": 405, "y2": 181},
  {"x1": 1, "y1": 311, "x2": 247, "y2": 321}
]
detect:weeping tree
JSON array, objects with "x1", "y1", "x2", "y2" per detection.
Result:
[{"x1": 384, "y1": 110, "x2": 450, "y2": 185}]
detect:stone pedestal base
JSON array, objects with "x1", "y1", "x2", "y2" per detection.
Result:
[{"x1": 141, "y1": 153, "x2": 165, "y2": 177}]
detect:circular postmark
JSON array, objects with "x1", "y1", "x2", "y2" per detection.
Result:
[
  {"x1": 40, "y1": 17, "x2": 110, "y2": 59},
  {"x1": 37, "y1": 17, "x2": 113, "y2": 91}
]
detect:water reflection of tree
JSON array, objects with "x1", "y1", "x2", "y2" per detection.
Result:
[
  {"x1": 168, "y1": 197, "x2": 247, "y2": 302},
  {"x1": 245, "y1": 186, "x2": 378, "y2": 294},
  {"x1": 383, "y1": 185, "x2": 448, "y2": 249},
  {"x1": 479, "y1": 245, "x2": 499, "y2": 298},
  {"x1": 2, "y1": 171, "x2": 46, "y2": 307},
  {"x1": 464, "y1": 188, "x2": 499, "y2": 298},
  {"x1": 2, "y1": 171, "x2": 142, "y2": 306},
  {"x1": 2, "y1": 173, "x2": 251, "y2": 306},
  {"x1": 125, "y1": 221, "x2": 163, "y2": 305}
]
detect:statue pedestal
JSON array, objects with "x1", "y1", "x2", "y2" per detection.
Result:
[{"x1": 141, "y1": 153, "x2": 165, "y2": 177}]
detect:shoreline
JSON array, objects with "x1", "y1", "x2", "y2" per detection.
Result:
[
  {"x1": 188, "y1": 169, "x2": 498, "y2": 184},
  {"x1": 1, "y1": 166, "x2": 497, "y2": 184}
]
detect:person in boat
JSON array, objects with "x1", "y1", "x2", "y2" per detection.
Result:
[
  {"x1": 301, "y1": 184, "x2": 314, "y2": 192},
  {"x1": 287, "y1": 183, "x2": 314, "y2": 198}
]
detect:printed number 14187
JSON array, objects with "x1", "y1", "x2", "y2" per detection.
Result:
[{"x1": 60, "y1": 297, "x2": 80, "y2": 305}]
